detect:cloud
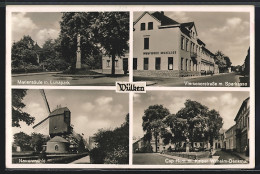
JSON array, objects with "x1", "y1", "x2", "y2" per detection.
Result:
[
  {"x1": 81, "y1": 102, "x2": 95, "y2": 112},
  {"x1": 168, "y1": 97, "x2": 186, "y2": 114},
  {"x1": 35, "y1": 28, "x2": 59, "y2": 46},
  {"x1": 95, "y1": 96, "x2": 113, "y2": 105},
  {"x1": 227, "y1": 17, "x2": 242, "y2": 27},
  {"x1": 220, "y1": 93, "x2": 238, "y2": 106},
  {"x1": 204, "y1": 96, "x2": 218, "y2": 103},
  {"x1": 12, "y1": 12, "x2": 38, "y2": 39}
]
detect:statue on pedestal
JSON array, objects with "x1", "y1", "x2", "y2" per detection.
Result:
[{"x1": 76, "y1": 33, "x2": 81, "y2": 69}]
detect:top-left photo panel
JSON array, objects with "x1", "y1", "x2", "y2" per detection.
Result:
[{"x1": 9, "y1": 11, "x2": 130, "y2": 86}]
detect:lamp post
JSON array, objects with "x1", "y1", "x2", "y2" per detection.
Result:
[{"x1": 76, "y1": 33, "x2": 81, "y2": 69}]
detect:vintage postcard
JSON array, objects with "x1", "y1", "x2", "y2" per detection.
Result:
[{"x1": 5, "y1": 5, "x2": 255, "y2": 169}]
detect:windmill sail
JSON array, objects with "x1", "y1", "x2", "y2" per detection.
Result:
[
  {"x1": 39, "y1": 89, "x2": 51, "y2": 114},
  {"x1": 33, "y1": 89, "x2": 51, "y2": 133}
]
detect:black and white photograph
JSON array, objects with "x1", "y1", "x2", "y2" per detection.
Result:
[
  {"x1": 133, "y1": 91, "x2": 250, "y2": 165},
  {"x1": 11, "y1": 89, "x2": 129, "y2": 164},
  {"x1": 11, "y1": 12, "x2": 129, "y2": 86},
  {"x1": 133, "y1": 11, "x2": 251, "y2": 87}
]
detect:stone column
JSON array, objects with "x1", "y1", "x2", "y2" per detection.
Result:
[{"x1": 76, "y1": 33, "x2": 81, "y2": 69}]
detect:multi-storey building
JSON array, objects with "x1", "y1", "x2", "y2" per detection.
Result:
[
  {"x1": 235, "y1": 97, "x2": 250, "y2": 154},
  {"x1": 225, "y1": 125, "x2": 236, "y2": 151},
  {"x1": 133, "y1": 11, "x2": 218, "y2": 77}
]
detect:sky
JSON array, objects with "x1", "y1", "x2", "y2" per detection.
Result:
[
  {"x1": 12, "y1": 12, "x2": 62, "y2": 46},
  {"x1": 12, "y1": 12, "x2": 250, "y2": 65},
  {"x1": 134, "y1": 12, "x2": 250, "y2": 66},
  {"x1": 133, "y1": 91, "x2": 249, "y2": 141},
  {"x1": 12, "y1": 89, "x2": 129, "y2": 140}
]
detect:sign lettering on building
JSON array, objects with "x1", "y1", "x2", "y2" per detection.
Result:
[{"x1": 143, "y1": 51, "x2": 176, "y2": 55}]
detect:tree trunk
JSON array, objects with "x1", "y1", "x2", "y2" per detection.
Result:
[{"x1": 111, "y1": 53, "x2": 115, "y2": 75}]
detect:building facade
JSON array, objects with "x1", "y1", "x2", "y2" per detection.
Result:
[
  {"x1": 225, "y1": 125, "x2": 236, "y2": 151},
  {"x1": 102, "y1": 53, "x2": 129, "y2": 74},
  {"x1": 133, "y1": 12, "x2": 218, "y2": 77},
  {"x1": 235, "y1": 97, "x2": 250, "y2": 154},
  {"x1": 213, "y1": 129, "x2": 226, "y2": 150}
]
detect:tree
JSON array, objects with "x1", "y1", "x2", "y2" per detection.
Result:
[
  {"x1": 90, "y1": 114, "x2": 129, "y2": 164},
  {"x1": 142, "y1": 105, "x2": 170, "y2": 152},
  {"x1": 166, "y1": 100, "x2": 223, "y2": 148},
  {"x1": 214, "y1": 50, "x2": 232, "y2": 73},
  {"x1": 77, "y1": 137, "x2": 86, "y2": 153},
  {"x1": 59, "y1": 12, "x2": 129, "y2": 74},
  {"x1": 13, "y1": 132, "x2": 32, "y2": 151},
  {"x1": 92, "y1": 12, "x2": 129, "y2": 74},
  {"x1": 59, "y1": 12, "x2": 101, "y2": 70},
  {"x1": 12, "y1": 36, "x2": 38, "y2": 69},
  {"x1": 40, "y1": 38, "x2": 69, "y2": 71},
  {"x1": 12, "y1": 89, "x2": 35, "y2": 127},
  {"x1": 30, "y1": 133, "x2": 46, "y2": 152}
]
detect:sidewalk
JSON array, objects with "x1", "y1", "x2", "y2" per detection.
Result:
[
  {"x1": 69, "y1": 155, "x2": 90, "y2": 164},
  {"x1": 12, "y1": 71, "x2": 62, "y2": 77},
  {"x1": 231, "y1": 151, "x2": 249, "y2": 162}
]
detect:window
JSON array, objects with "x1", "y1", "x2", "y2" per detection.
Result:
[
  {"x1": 141, "y1": 23, "x2": 145, "y2": 30},
  {"x1": 144, "y1": 58, "x2": 149, "y2": 70},
  {"x1": 168, "y1": 57, "x2": 173, "y2": 70},
  {"x1": 55, "y1": 145, "x2": 59, "y2": 151},
  {"x1": 148, "y1": 22, "x2": 153, "y2": 30},
  {"x1": 181, "y1": 36, "x2": 185, "y2": 50},
  {"x1": 190, "y1": 60, "x2": 192, "y2": 71},
  {"x1": 133, "y1": 58, "x2": 137, "y2": 70},
  {"x1": 155, "y1": 57, "x2": 161, "y2": 70},
  {"x1": 181, "y1": 58, "x2": 184, "y2": 70},
  {"x1": 186, "y1": 39, "x2": 189, "y2": 51},
  {"x1": 106, "y1": 60, "x2": 110, "y2": 67},
  {"x1": 144, "y1": 38, "x2": 149, "y2": 49},
  {"x1": 115, "y1": 60, "x2": 118, "y2": 67},
  {"x1": 186, "y1": 59, "x2": 188, "y2": 71}
]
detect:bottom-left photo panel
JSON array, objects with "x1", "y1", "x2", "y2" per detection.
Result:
[{"x1": 10, "y1": 89, "x2": 129, "y2": 164}]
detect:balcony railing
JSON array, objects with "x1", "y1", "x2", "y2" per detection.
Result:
[{"x1": 190, "y1": 52, "x2": 197, "y2": 58}]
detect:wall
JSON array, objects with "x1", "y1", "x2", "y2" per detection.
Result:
[
  {"x1": 49, "y1": 114, "x2": 70, "y2": 135},
  {"x1": 46, "y1": 142, "x2": 69, "y2": 153}
]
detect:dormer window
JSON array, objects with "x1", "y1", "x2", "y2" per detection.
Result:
[
  {"x1": 148, "y1": 22, "x2": 153, "y2": 30},
  {"x1": 141, "y1": 23, "x2": 145, "y2": 31}
]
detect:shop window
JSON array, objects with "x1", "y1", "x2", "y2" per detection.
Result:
[
  {"x1": 141, "y1": 23, "x2": 145, "y2": 30},
  {"x1": 181, "y1": 36, "x2": 185, "y2": 50},
  {"x1": 155, "y1": 57, "x2": 161, "y2": 70},
  {"x1": 148, "y1": 22, "x2": 153, "y2": 30},
  {"x1": 144, "y1": 58, "x2": 149, "y2": 70},
  {"x1": 168, "y1": 57, "x2": 173, "y2": 70},
  {"x1": 181, "y1": 58, "x2": 184, "y2": 70},
  {"x1": 106, "y1": 60, "x2": 110, "y2": 67},
  {"x1": 144, "y1": 38, "x2": 149, "y2": 49},
  {"x1": 133, "y1": 58, "x2": 137, "y2": 70}
]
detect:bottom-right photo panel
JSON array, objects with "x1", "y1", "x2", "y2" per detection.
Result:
[{"x1": 133, "y1": 91, "x2": 251, "y2": 166}]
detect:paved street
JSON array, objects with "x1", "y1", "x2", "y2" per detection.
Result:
[
  {"x1": 133, "y1": 153, "x2": 173, "y2": 165},
  {"x1": 134, "y1": 72, "x2": 249, "y2": 87},
  {"x1": 12, "y1": 72, "x2": 129, "y2": 86},
  {"x1": 214, "y1": 150, "x2": 248, "y2": 165}
]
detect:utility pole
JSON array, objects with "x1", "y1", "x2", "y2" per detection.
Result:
[{"x1": 76, "y1": 33, "x2": 81, "y2": 69}]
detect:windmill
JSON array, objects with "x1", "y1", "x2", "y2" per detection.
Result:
[{"x1": 33, "y1": 89, "x2": 72, "y2": 138}]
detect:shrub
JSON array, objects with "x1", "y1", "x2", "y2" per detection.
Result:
[
  {"x1": 89, "y1": 147, "x2": 106, "y2": 164},
  {"x1": 104, "y1": 146, "x2": 128, "y2": 164}
]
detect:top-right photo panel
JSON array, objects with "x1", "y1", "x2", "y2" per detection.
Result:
[{"x1": 133, "y1": 11, "x2": 251, "y2": 87}]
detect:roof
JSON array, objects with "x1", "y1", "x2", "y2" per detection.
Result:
[
  {"x1": 181, "y1": 22, "x2": 194, "y2": 30},
  {"x1": 33, "y1": 107, "x2": 70, "y2": 129},
  {"x1": 219, "y1": 128, "x2": 226, "y2": 134},
  {"x1": 48, "y1": 136, "x2": 69, "y2": 143},
  {"x1": 33, "y1": 42, "x2": 41, "y2": 51},
  {"x1": 151, "y1": 12, "x2": 179, "y2": 26},
  {"x1": 49, "y1": 107, "x2": 70, "y2": 117},
  {"x1": 234, "y1": 97, "x2": 250, "y2": 121}
]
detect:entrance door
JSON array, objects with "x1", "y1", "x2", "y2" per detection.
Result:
[{"x1": 123, "y1": 58, "x2": 128, "y2": 74}]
